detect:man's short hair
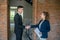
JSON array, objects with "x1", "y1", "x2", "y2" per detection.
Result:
[{"x1": 17, "y1": 6, "x2": 24, "y2": 9}]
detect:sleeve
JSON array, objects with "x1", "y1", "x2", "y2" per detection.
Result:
[
  {"x1": 19, "y1": 15, "x2": 25, "y2": 29},
  {"x1": 31, "y1": 23, "x2": 39, "y2": 28},
  {"x1": 22, "y1": 25, "x2": 25, "y2": 29},
  {"x1": 31, "y1": 20, "x2": 42, "y2": 28},
  {"x1": 19, "y1": 15, "x2": 23, "y2": 26}
]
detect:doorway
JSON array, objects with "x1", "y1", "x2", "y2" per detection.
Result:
[{"x1": 9, "y1": 0, "x2": 33, "y2": 40}]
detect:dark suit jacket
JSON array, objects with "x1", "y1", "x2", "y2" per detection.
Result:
[
  {"x1": 14, "y1": 13, "x2": 24, "y2": 33},
  {"x1": 31, "y1": 20, "x2": 50, "y2": 38}
]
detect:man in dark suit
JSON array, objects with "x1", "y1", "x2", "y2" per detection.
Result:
[{"x1": 14, "y1": 6, "x2": 24, "y2": 40}]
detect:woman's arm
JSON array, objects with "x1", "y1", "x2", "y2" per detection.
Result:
[
  {"x1": 31, "y1": 24, "x2": 39, "y2": 28},
  {"x1": 31, "y1": 20, "x2": 42, "y2": 28}
]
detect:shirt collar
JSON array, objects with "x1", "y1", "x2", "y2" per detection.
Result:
[{"x1": 17, "y1": 12, "x2": 23, "y2": 19}]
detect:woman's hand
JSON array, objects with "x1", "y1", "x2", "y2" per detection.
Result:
[{"x1": 25, "y1": 25, "x2": 31, "y2": 30}]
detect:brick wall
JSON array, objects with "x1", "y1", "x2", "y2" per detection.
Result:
[
  {"x1": 33, "y1": 0, "x2": 60, "y2": 40},
  {"x1": 0, "y1": 0, "x2": 9, "y2": 40},
  {"x1": 0, "y1": 0, "x2": 60, "y2": 40}
]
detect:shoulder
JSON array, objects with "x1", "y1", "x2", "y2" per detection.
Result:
[
  {"x1": 44, "y1": 20, "x2": 50, "y2": 24},
  {"x1": 15, "y1": 13, "x2": 19, "y2": 17},
  {"x1": 14, "y1": 13, "x2": 19, "y2": 18},
  {"x1": 45, "y1": 20, "x2": 49, "y2": 22},
  {"x1": 15, "y1": 13, "x2": 19, "y2": 16}
]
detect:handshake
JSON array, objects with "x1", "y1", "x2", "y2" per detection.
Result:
[{"x1": 25, "y1": 25, "x2": 31, "y2": 30}]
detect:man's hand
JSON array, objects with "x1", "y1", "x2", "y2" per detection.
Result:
[{"x1": 25, "y1": 25, "x2": 31, "y2": 30}]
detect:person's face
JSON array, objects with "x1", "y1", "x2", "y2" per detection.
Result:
[
  {"x1": 18, "y1": 8, "x2": 23, "y2": 14},
  {"x1": 40, "y1": 13, "x2": 45, "y2": 19}
]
